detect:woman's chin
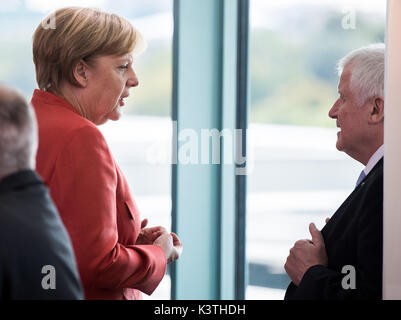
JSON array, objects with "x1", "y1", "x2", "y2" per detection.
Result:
[
  {"x1": 95, "y1": 109, "x2": 122, "y2": 126},
  {"x1": 108, "y1": 108, "x2": 122, "y2": 121}
]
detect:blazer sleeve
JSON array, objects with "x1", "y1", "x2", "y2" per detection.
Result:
[
  {"x1": 286, "y1": 178, "x2": 383, "y2": 300},
  {"x1": 50, "y1": 125, "x2": 166, "y2": 295}
]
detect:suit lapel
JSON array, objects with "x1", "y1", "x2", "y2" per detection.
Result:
[{"x1": 321, "y1": 158, "x2": 383, "y2": 236}]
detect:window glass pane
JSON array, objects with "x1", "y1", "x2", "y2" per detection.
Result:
[
  {"x1": 0, "y1": 0, "x2": 173, "y2": 300},
  {"x1": 247, "y1": 0, "x2": 386, "y2": 299}
]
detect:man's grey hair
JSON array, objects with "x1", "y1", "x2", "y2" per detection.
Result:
[
  {"x1": 0, "y1": 85, "x2": 37, "y2": 179},
  {"x1": 337, "y1": 43, "x2": 385, "y2": 106}
]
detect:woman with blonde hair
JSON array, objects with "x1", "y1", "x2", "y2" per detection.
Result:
[{"x1": 31, "y1": 7, "x2": 182, "y2": 300}]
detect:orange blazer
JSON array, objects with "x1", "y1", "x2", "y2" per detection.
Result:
[{"x1": 31, "y1": 89, "x2": 166, "y2": 300}]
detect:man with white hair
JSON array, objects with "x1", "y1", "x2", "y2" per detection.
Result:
[
  {"x1": 0, "y1": 85, "x2": 83, "y2": 299},
  {"x1": 284, "y1": 44, "x2": 385, "y2": 300}
]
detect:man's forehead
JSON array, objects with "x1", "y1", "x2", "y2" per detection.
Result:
[{"x1": 338, "y1": 67, "x2": 352, "y2": 91}]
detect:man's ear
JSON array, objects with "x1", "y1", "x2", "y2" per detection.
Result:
[
  {"x1": 368, "y1": 96, "x2": 384, "y2": 124},
  {"x1": 72, "y1": 60, "x2": 89, "y2": 88}
]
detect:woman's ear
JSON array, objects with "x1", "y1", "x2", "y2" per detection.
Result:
[
  {"x1": 73, "y1": 59, "x2": 89, "y2": 87},
  {"x1": 369, "y1": 96, "x2": 384, "y2": 124}
]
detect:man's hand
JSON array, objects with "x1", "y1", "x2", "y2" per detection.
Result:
[
  {"x1": 136, "y1": 219, "x2": 167, "y2": 245},
  {"x1": 284, "y1": 223, "x2": 328, "y2": 286}
]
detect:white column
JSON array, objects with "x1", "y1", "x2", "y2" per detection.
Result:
[{"x1": 383, "y1": 0, "x2": 401, "y2": 300}]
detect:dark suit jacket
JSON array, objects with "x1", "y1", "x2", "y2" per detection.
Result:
[
  {"x1": 285, "y1": 158, "x2": 383, "y2": 300},
  {"x1": 0, "y1": 170, "x2": 83, "y2": 299}
]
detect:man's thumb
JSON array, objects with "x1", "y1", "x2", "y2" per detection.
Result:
[{"x1": 309, "y1": 223, "x2": 323, "y2": 245}]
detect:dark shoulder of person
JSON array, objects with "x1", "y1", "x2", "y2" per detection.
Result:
[{"x1": 0, "y1": 170, "x2": 83, "y2": 300}]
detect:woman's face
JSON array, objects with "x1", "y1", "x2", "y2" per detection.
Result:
[{"x1": 83, "y1": 54, "x2": 138, "y2": 125}]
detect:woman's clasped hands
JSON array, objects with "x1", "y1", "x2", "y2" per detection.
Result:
[{"x1": 136, "y1": 219, "x2": 183, "y2": 264}]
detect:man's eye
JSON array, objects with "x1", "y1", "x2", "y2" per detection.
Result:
[{"x1": 119, "y1": 64, "x2": 128, "y2": 70}]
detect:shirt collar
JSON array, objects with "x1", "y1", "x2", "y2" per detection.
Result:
[{"x1": 364, "y1": 144, "x2": 384, "y2": 176}]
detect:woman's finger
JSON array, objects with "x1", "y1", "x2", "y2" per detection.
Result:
[
  {"x1": 171, "y1": 232, "x2": 182, "y2": 247},
  {"x1": 141, "y1": 218, "x2": 148, "y2": 229}
]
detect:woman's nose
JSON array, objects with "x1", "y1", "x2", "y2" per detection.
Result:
[{"x1": 128, "y1": 69, "x2": 139, "y2": 88}]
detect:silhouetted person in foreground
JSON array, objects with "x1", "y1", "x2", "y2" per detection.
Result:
[{"x1": 0, "y1": 85, "x2": 83, "y2": 299}]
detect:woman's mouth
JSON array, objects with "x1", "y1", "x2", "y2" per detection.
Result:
[{"x1": 119, "y1": 94, "x2": 129, "y2": 107}]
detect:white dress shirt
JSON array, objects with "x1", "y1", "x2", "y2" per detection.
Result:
[{"x1": 363, "y1": 144, "x2": 384, "y2": 176}]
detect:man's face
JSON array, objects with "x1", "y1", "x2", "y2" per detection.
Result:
[{"x1": 328, "y1": 65, "x2": 370, "y2": 158}]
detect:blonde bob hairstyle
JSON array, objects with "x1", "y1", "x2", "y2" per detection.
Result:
[{"x1": 32, "y1": 7, "x2": 145, "y2": 93}]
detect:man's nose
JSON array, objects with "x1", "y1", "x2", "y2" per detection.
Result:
[{"x1": 328, "y1": 101, "x2": 338, "y2": 119}]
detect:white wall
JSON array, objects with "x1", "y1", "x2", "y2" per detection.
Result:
[{"x1": 383, "y1": 0, "x2": 401, "y2": 300}]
